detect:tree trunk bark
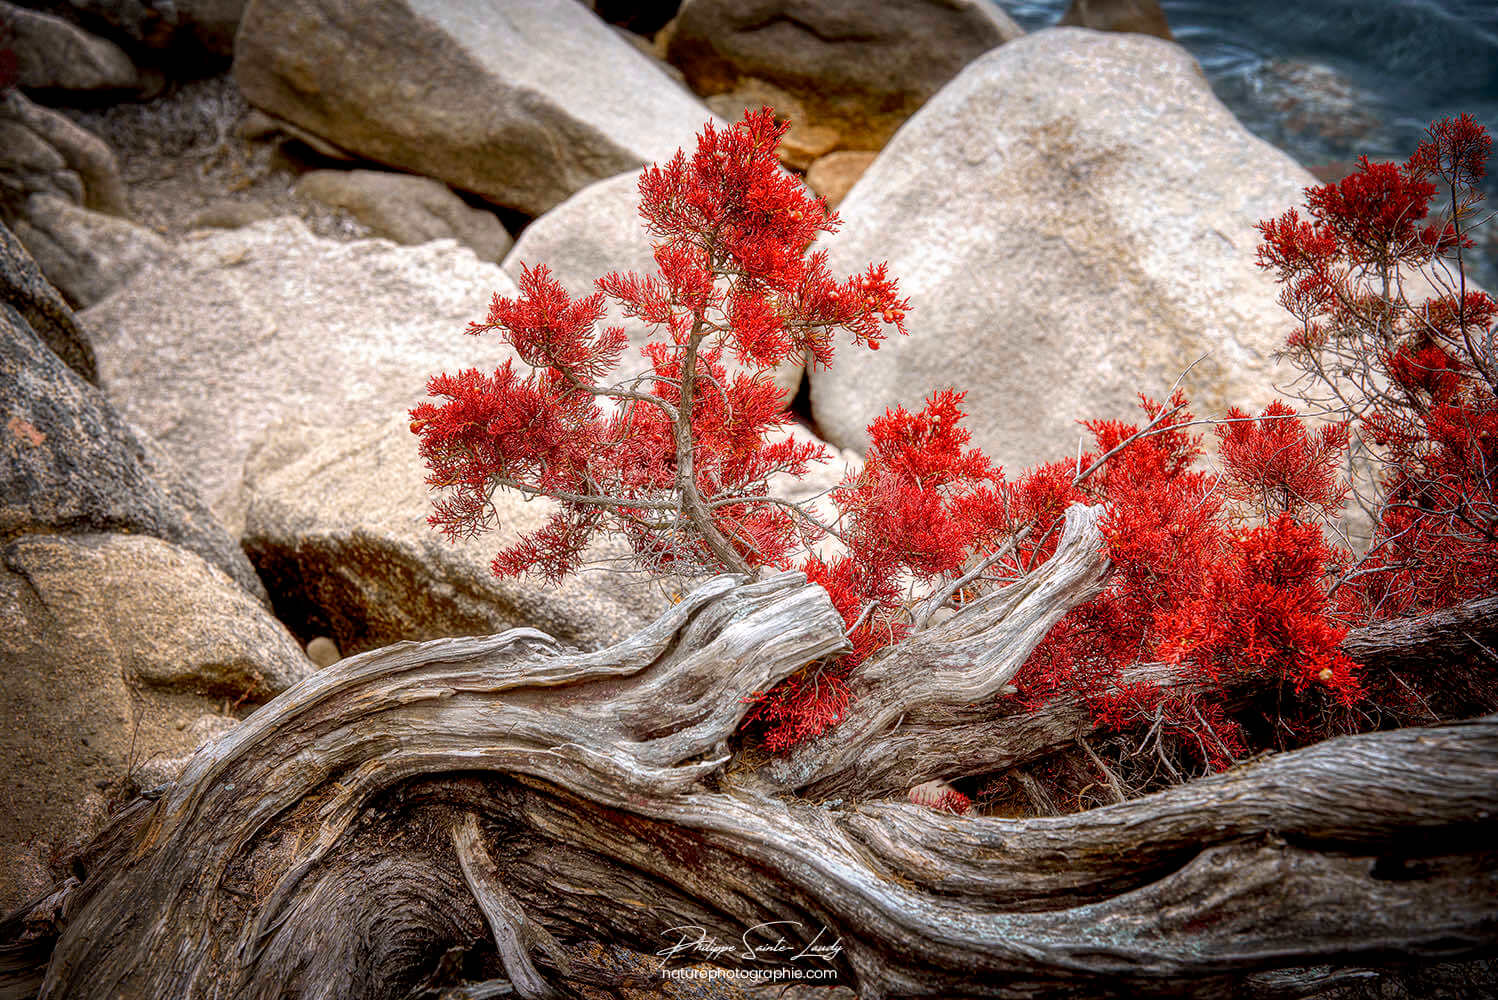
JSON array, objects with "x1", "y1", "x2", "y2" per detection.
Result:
[{"x1": 3, "y1": 512, "x2": 1496, "y2": 1000}]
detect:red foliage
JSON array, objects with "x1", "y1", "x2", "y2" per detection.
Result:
[
  {"x1": 1254, "y1": 114, "x2": 1498, "y2": 618},
  {"x1": 412, "y1": 109, "x2": 907, "y2": 581},
  {"x1": 416, "y1": 108, "x2": 1492, "y2": 783},
  {"x1": 1008, "y1": 397, "x2": 1358, "y2": 768}
]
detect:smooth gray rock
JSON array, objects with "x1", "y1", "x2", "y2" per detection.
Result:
[
  {"x1": 234, "y1": 0, "x2": 718, "y2": 217},
  {"x1": 241, "y1": 414, "x2": 858, "y2": 657},
  {"x1": 82, "y1": 216, "x2": 520, "y2": 531},
  {"x1": 13, "y1": 193, "x2": 168, "y2": 307},
  {"x1": 242, "y1": 414, "x2": 668, "y2": 656},
  {"x1": 809, "y1": 28, "x2": 1316, "y2": 472},
  {"x1": 1, "y1": 1, "x2": 144, "y2": 93},
  {"x1": 295, "y1": 169, "x2": 513, "y2": 262},
  {"x1": 663, "y1": 0, "x2": 1023, "y2": 150},
  {"x1": 504, "y1": 169, "x2": 803, "y2": 402}
]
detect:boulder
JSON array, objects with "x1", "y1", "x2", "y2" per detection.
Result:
[
  {"x1": 56, "y1": 0, "x2": 247, "y2": 67},
  {"x1": 702, "y1": 78, "x2": 834, "y2": 170},
  {"x1": 241, "y1": 413, "x2": 857, "y2": 656},
  {"x1": 504, "y1": 169, "x2": 804, "y2": 402},
  {"x1": 12, "y1": 193, "x2": 168, "y2": 307},
  {"x1": 0, "y1": 92, "x2": 149, "y2": 307},
  {"x1": 1, "y1": 234, "x2": 264, "y2": 597},
  {"x1": 805, "y1": 151, "x2": 876, "y2": 209},
  {"x1": 662, "y1": 0, "x2": 1023, "y2": 151},
  {"x1": 0, "y1": 532, "x2": 311, "y2": 911},
  {"x1": 808, "y1": 28, "x2": 1317, "y2": 472},
  {"x1": 1058, "y1": 0, "x2": 1173, "y2": 39},
  {"x1": 0, "y1": 90, "x2": 128, "y2": 218},
  {"x1": 82, "y1": 217, "x2": 520, "y2": 531},
  {"x1": 241, "y1": 414, "x2": 663, "y2": 656},
  {"x1": 0, "y1": 220, "x2": 96, "y2": 381},
  {"x1": 0, "y1": 234, "x2": 313, "y2": 908},
  {"x1": 295, "y1": 169, "x2": 513, "y2": 262},
  {"x1": 0, "y1": 1, "x2": 146, "y2": 94},
  {"x1": 4, "y1": 533, "x2": 308, "y2": 698},
  {"x1": 234, "y1": 0, "x2": 717, "y2": 217}
]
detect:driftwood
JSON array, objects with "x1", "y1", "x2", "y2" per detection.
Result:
[{"x1": 4, "y1": 505, "x2": 1497, "y2": 999}]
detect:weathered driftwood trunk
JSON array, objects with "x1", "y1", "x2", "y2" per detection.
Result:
[{"x1": 4, "y1": 506, "x2": 1497, "y2": 999}]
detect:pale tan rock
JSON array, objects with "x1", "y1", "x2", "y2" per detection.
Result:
[
  {"x1": 810, "y1": 29, "x2": 1317, "y2": 472},
  {"x1": 234, "y1": 0, "x2": 719, "y2": 216},
  {"x1": 83, "y1": 216, "x2": 520, "y2": 530},
  {"x1": 295, "y1": 169, "x2": 513, "y2": 262},
  {"x1": 702, "y1": 77, "x2": 838, "y2": 168},
  {"x1": 13, "y1": 193, "x2": 168, "y2": 307},
  {"x1": 806, "y1": 151, "x2": 877, "y2": 209},
  {"x1": 306, "y1": 636, "x2": 341, "y2": 668},
  {"x1": 242, "y1": 414, "x2": 668, "y2": 656},
  {"x1": 241, "y1": 414, "x2": 858, "y2": 658},
  {"x1": 0, "y1": 533, "x2": 309, "y2": 912}
]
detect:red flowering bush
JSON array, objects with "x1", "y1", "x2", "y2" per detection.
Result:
[
  {"x1": 1003, "y1": 394, "x2": 1359, "y2": 771},
  {"x1": 412, "y1": 109, "x2": 906, "y2": 584},
  {"x1": 416, "y1": 109, "x2": 1494, "y2": 794},
  {"x1": 1255, "y1": 114, "x2": 1497, "y2": 617}
]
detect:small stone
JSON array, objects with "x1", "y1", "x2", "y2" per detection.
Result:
[
  {"x1": 1058, "y1": 0, "x2": 1174, "y2": 40},
  {"x1": 190, "y1": 199, "x2": 278, "y2": 231},
  {"x1": 805, "y1": 151, "x2": 877, "y2": 209},
  {"x1": 306, "y1": 636, "x2": 341, "y2": 668},
  {"x1": 777, "y1": 124, "x2": 840, "y2": 171}
]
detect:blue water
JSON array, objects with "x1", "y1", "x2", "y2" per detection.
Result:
[{"x1": 992, "y1": 1, "x2": 1498, "y2": 284}]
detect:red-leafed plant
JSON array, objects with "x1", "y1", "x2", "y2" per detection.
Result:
[
  {"x1": 1255, "y1": 114, "x2": 1497, "y2": 618},
  {"x1": 411, "y1": 109, "x2": 907, "y2": 583},
  {"x1": 415, "y1": 108, "x2": 1494, "y2": 798}
]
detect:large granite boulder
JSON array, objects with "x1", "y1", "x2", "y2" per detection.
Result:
[
  {"x1": 241, "y1": 413, "x2": 858, "y2": 656},
  {"x1": 234, "y1": 0, "x2": 717, "y2": 217},
  {"x1": 1, "y1": 234, "x2": 312, "y2": 910},
  {"x1": 662, "y1": 0, "x2": 1023, "y2": 151},
  {"x1": 808, "y1": 28, "x2": 1317, "y2": 472},
  {"x1": 294, "y1": 168, "x2": 513, "y2": 262},
  {"x1": 241, "y1": 414, "x2": 663, "y2": 656},
  {"x1": 0, "y1": 1, "x2": 147, "y2": 95},
  {"x1": 0, "y1": 531, "x2": 310, "y2": 911},
  {"x1": 2, "y1": 229, "x2": 262, "y2": 596},
  {"x1": 82, "y1": 217, "x2": 520, "y2": 531}
]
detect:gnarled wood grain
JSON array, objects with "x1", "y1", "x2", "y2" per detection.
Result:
[{"x1": 4, "y1": 512, "x2": 1496, "y2": 999}]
